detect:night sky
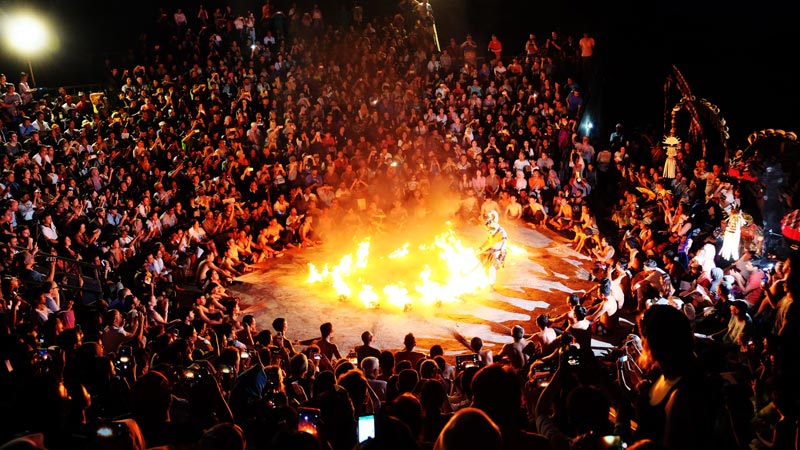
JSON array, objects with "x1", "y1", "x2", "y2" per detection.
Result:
[{"x1": 3, "y1": 0, "x2": 798, "y2": 149}]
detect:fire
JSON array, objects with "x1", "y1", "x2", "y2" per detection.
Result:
[{"x1": 306, "y1": 226, "x2": 509, "y2": 311}]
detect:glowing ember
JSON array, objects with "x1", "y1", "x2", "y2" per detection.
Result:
[{"x1": 306, "y1": 226, "x2": 517, "y2": 311}]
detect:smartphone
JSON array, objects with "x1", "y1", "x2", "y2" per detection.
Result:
[
  {"x1": 37, "y1": 349, "x2": 51, "y2": 361},
  {"x1": 298, "y1": 407, "x2": 321, "y2": 437},
  {"x1": 357, "y1": 414, "x2": 376, "y2": 443},
  {"x1": 264, "y1": 366, "x2": 281, "y2": 392},
  {"x1": 455, "y1": 353, "x2": 479, "y2": 371},
  {"x1": 600, "y1": 435, "x2": 626, "y2": 450},
  {"x1": 562, "y1": 345, "x2": 581, "y2": 367}
]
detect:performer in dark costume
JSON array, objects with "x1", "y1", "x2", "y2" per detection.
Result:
[{"x1": 479, "y1": 210, "x2": 508, "y2": 288}]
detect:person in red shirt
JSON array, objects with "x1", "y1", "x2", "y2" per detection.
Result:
[{"x1": 487, "y1": 34, "x2": 503, "y2": 62}]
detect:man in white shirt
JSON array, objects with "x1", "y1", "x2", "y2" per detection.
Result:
[
  {"x1": 31, "y1": 111, "x2": 50, "y2": 132},
  {"x1": 187, "y1": 219, "x2": 208, "y2": 243},
  {"x1": 39, "y1": 212, "x2": 59, "y2": 247},
  {"x1": 512, "y1": 152, "x2": 531, "y2": 174},
  {"x1": 159, "y1": 205, "x2": 178, "y2": 229},
  {"x1": 31, "y1": 145, "x2": 50, "y2": 167},
  {"x1": 135, "y1": 196, "x2": 152, "y2": 218}
]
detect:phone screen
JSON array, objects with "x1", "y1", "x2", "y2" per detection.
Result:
[
  {"x1": 455, "y1": 353, "x2": 479, "y2": 371},
  {"x1": 358, "y1": 414, "x2": 376, "y2": 443},
  {"x1": 298, "y1": 407, "x2": 321, "y2": 437},
  {"x1": 601, "y1": 435, "x2": 626, "y2": 450}
]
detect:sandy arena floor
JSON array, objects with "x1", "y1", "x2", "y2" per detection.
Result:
[{"x1": 228, "y1": 220, "x2": 607, "y2": 361}]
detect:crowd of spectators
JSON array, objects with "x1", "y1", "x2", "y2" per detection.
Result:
[{"x1": 1, "y1": 1, "x2": 799, "y2": 450}]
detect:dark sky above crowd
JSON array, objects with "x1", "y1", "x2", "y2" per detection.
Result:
[{"x1": 3, "y1": 0, "x2": 798, "y2": 148}]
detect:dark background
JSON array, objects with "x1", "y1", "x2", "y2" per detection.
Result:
[{"x1": 2, "y1": 0, "x2": 798, "y2": 149}]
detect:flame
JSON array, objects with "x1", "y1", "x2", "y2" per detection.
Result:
[
  {"x1": 306, "y1": 226, "x2": 520, "y2": 311},
  {"x1": 389, "y1": 243, "x2": 409, "y2": 258}
]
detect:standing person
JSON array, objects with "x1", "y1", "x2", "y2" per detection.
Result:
[
  {"x1": 719, "y1": 208, "x2": 746, "y2": 261},
  {"x1": 525, "y1": 33, "x2": 540, "y2": 60},
  {"x1": 662, "y1": 136, "x2": 679, "y2": 180},
  {"x1": 578, "y1": 31, "x2": 596, "y2": 78},
  {"x1": 478, "y1": 210, "x2": 507, "y2": 289},
  {"x1": 2, "y1": 84, "x2": 22, "y2": 125},
  {"x1": 487, "y1": 34, "x2": 503, "y2": 62},
  {"x1": 633, "y1": 305, "x2": 719, "y2": 450},
  {"x1": 461, "y1": 34, "x2": 478, "y2": 68},
  {"x1": 18, "y1": 72, "x2": 35, "y2": 105}
]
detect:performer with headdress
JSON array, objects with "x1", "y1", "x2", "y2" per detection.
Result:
[
  {"x1": 720, "y1": 208, "x2": 746, "y2": 261},
  {"x1": 662, "y1": 135, "x2": 680, "y2": 179},
  {"x1": 479, "y1": 210, "x2": 508, "y2": 288}
]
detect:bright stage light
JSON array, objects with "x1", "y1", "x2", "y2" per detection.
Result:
[
  {"x1": 3, "y1": 13, "x2": 49, "y2": 54},
  {"x1": 3, "y1": 11, "x2": 55, "y2": 87}
]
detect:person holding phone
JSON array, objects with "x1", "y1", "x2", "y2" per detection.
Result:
[{"x1": 271, "y1": 317, "x2": 297, "y2": 356}]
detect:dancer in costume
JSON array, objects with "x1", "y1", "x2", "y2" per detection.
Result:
[{"x1": 479, "y1": 210, "x2": 508, "y2": 288}]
